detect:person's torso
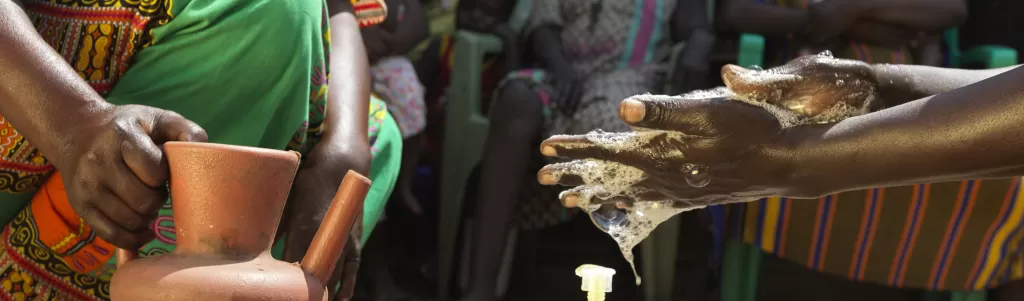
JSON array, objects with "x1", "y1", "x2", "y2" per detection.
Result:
[{"x1": 553, "y1": 0, "x2": 676, "y2": 76}]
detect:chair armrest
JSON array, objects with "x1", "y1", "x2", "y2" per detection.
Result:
[
  {"x1": 959, "y1": 45, "x2": 1018, "y2": 69},
  {"x1": 737, "y1": 33, "x2": 765, "y2": 68},
  {"x1": 449, "y1": 30, "x2": 504, "y2": 125}
]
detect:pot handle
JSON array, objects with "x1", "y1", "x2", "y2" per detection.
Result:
[{"x1": 116, "y1": 248, "x2": 138, "y2": 266}]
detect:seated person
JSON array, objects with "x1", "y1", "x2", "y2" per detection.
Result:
[{"x1": 0, "y1": 0, "x2": 402, "y2": 299}]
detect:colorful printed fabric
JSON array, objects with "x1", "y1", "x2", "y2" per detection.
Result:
[
  {"x1": 371, "y1": 56, "x2": 427, "y2": 138},
  {"x1": 0, "y1": 0, "x2": 401, "y2": 299},
  {"x1": 729, "y1": 0, "x2": 1024, "y2": 291}
]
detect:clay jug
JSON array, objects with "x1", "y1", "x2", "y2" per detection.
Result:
[{"x1": 109, "y1": 141, "x2": 370, "y2": 301}]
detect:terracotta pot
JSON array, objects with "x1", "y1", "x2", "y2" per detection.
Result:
[{"x1": 109, "y1": 142, "x2": 370, "y2": 301}]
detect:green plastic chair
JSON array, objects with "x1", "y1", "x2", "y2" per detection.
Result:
[
  {"x1": 436, "y1": 1, "x2": 531, "y2": 300},
  {"x1": 720, "y1": 30, "x2": 1017, "y2": 301}
]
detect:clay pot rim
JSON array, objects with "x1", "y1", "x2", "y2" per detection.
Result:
[{"x1": 163, "y1": 141, "x2": 301, "y2": 162}]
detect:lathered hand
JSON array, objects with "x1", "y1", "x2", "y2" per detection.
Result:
[{"x1": 722, "y1": 51, "x2": 877, "y2": 123}]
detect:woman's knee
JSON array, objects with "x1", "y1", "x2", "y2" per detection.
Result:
[{"x1": 490, "y1": 79, "x2": 544, "y2": 130}]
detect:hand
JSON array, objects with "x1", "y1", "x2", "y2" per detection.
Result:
[
  {"x1": 721, "y1": 52, "x2": 877, "y2": 122},
  {"x1": 361, "y1": 26, "x2": 394, "y2": 63},
  {"x1": 281, "y1": 137, "x2": 371, "y2": 290},
  {"x1": 537, "y1": 95, "x2": 802, "y2": 208},
  {"x1": 57, "y1": 104, "x2": 207, "y2": 249},
  {"x1": 804, "y1": 0, "x2": 866, "y2": 45},
  {"x1": 551, "y1": 68, "x2": 583, "y2": 116},
  {"x1": 331, "y1": 232, "x2": 361, "y2": 301}
]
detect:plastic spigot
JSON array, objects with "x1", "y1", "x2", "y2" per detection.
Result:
[{"x1": 575, "y1": 264, "x2": 616, "y2": 301}]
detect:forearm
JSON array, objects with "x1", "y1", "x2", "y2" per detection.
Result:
[
  {"x1": 843, "y1": 20, "x2": 916, "y2": 49},
  {"x1": 529, "y1": 26, "x2": 571, "y2": 71},
  {"x1": 719, "y1": 0, "x2": 807, "y2": 36},
  {"x1": 857, "y1": 0, "x2": 966, "y2": 32},
  {"x1": 325, "y1": 12, "x2": 371, "y2": 154},
  {"x1": 790, "y1": 65, "x2": 1024, "y2": 196},
  {"x1": 0, "y1": 0, "x2": 109, "y2": 166},
  {"x1": 873, "y1": 64, "x2": 1018, "y2": 107}
]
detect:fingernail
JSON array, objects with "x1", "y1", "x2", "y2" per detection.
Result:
[
  {"x1": 619, "y1": 98, "x2": 645, "y2": 124},
  {"x1": 537, "y1": 171, "x2": 558, "y2": 185},
  {"x1": 541, "y1": 144, "x2": 557, "y2": 156},
  {"x1": 562, "y1": 194, "x2": 580, "y2": 208}
]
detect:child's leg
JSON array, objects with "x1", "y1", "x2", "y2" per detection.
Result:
[{"x1": 371, "y1": 56, "x2": 428, "y2": 215}]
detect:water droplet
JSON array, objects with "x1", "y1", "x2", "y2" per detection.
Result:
[
  {"x1": 817, "y1": 50, "x2": 833, "y2": 58},
  {"x1": 750, "y1": 65, "x2": 763, "y2": 71},
  {"x1": 683, "y1": 164, "x2": 711, "y2": 188},
  {"x1": 589, "y1": 204, "x2": 629, "y2": 232}
]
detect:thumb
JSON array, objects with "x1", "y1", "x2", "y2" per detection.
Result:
[
  {"x1": 618, "y1": 94, "x2": 749, "y2": 136},
  {"x1": 720, "y1": 64, "x2": 801, "y2": 102},
  {"x1": 150, "y1": 110, "x2": 208, "y2": 143}
]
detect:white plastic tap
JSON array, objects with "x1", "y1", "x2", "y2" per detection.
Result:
[{"x1": 575, "y1": 264, "x2": 616, "y2": 301}]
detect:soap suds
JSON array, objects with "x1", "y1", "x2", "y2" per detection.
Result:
[{"x1": 557, "y1": 58, "x2": 873, "y2": 285}]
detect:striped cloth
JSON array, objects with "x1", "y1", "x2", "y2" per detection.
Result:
[{"x1": 729, "y1": 0, "x2": 1024, "y2": 291}]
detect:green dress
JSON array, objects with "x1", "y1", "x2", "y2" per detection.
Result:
[{"x1": 0, "y1": 0, "x2": 400, "y2": 299}]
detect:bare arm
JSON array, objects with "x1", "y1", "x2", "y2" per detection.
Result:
[
  {"x1": 791, "y1": 65, "x2": 1024, "y2": 196},
  {"x1": 0, "y1": 0, "x2": 111, "y2": 169},
  {"x1": 324, "y1": 0, "x2": 371, "y2": 169},
  {"x1": 858, "y1": 0, "x2": 967, "y2": 32},
  {"x1": 873, "y1": 64, "x2": 1019, "y2": 107},
  {"x1": 719, "y1": 0, "x2": 808, "y2": 36}
]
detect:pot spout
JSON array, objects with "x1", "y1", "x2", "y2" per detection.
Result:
[{"x1": 300, "y1": 170, "x2": 371, "y2": 285}]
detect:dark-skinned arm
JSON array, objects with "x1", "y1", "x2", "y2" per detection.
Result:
[
  {"x1": 324, "y1": 1, "x2": 371, "y2": 169},
  {"x1": 389, "y1": 0, "x2": 429, "y2": 55},
  {"x1": 529, "y1": 26, "x2": 572, "y2": 72},
  {"x1": 873, "y1": 63, "x2": 1018, "y2": 107},
  {"x1": 790, "y1": 65, "x2": 1024, "y2": 197},
  {"x1": 0, "y1": 0, "x2": 111, "y2": 169},
  {"x1": 856, "y1": 0, "x2": 967, "y2": 33},
  {"x1": 719, "y1": 0, "x2": 808, "y2": 36}
]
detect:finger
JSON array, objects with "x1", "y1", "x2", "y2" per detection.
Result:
[
  {"x1": 80, "y1": 202, "x2": 154, "y2": 249},
  {"x1": 337, "y1": 235, "x2": 361, "y2": 300},
  {"x1": 590, "y1": 187, "x2": 671, "y2": 205},
  {"x1": 94, "y1": 186, "x2": 152, "y2": 231},
  {"x1": 119, "y1": 126, "x2": 172, "y2": 191},
  {"x1": 540, "y1": 131, "x2": 686, "y2": 168},
  {"x1": 149, "y1": 110, "x2": 208, "y2": 143},
  {"x1": 109, "y1": 161, "x2": 168, "y2": 215},
  {"x1": 720, "y1": 64, "x2": 801, "y2": 99},
  {"x1": 538, "y1": 160, "x2": 647, "y2": 187},
  {"x1": 617, "y1": 94, "x2": 769, "y2": 135}
]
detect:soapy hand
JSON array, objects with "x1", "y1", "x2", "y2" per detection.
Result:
[
  {"x1": 538, "y1": 54, "x2": 879, "y2": 207},
  {"x1": 722, "y1": 51, "x2": 877, "y2": 123},
  {"x1": 537, "y1": 94, "x2": 799, "y2": 208}
]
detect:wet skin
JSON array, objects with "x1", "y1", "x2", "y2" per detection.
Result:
[{"x1": 537, "y1": 54, "x2": 1024, "y2": 208}]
